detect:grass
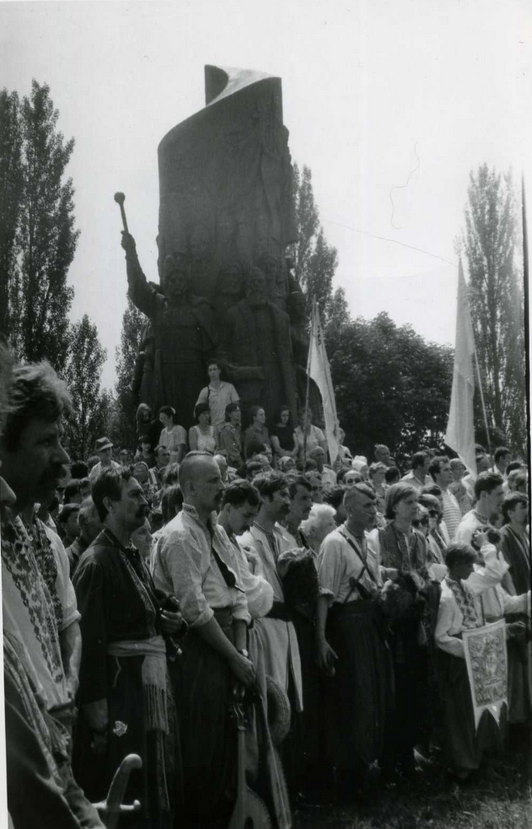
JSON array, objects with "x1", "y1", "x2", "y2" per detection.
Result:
[{"x1": 293, "y1": 746, "x2": 532, "y2": 829}]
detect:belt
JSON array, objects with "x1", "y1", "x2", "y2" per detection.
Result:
[{"x1": 266, "y1": 601, "x2": 293, "y2": 623}]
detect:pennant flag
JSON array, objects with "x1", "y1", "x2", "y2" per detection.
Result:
[
  {"x1": 462, "y1": 619, "x2": 508, "y2": 729},
  {"x1": 445, "y1": 261, "x2": 477, "y2": 477},
  {"x1": 307, "y1": 301, "x2": 340, "y2": 465}
]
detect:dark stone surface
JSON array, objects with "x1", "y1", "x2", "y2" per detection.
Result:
[{"x1": 127, "y1": 65, "x2": 305, "y2": 425}]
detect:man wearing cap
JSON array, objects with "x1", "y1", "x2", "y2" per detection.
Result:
[{"x1": 89, "y1": 437, "x2": 121, "y2": 483}]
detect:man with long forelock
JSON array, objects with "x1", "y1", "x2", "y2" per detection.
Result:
[
  {"x1": 316, "y1": 483, "x2": 393, "y2": 799},
  {"x1": 152, "y1": 451, "x2": 254, "y2": 829}
]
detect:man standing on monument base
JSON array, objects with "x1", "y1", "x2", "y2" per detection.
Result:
[{"x1": 121, "y1": 231, "x2": 217, "y2": 430}]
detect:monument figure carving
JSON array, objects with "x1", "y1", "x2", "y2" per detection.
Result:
[
  {"x1": 121, "y1": 231, "x2": 217, "y2": 429},
  {"x1": 221, "y1": 267, "x2": 297, "y2": 420}
]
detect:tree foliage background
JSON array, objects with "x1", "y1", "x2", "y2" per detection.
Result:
[
  {"x1": 63, "y1": 314, "x2": 110, "y2": 459},
  {"x1": 0, "y1": 80, "x2": 78, "y2": 371},
  {"x1": 113, "y1": 298, "x2": 147, "y2": 449},
  {"x1": 291, "y1": 163, "x2": 349, "y2": 328},
  {"x1": 463, "y1": 165, "x2": 526, "y2": 455},
  {"x1": 326, "y1": 312, "x2": 454, "y2": 462},
  {"x1": 1, "y1": 80, "x2": 113, "y2": 456}
]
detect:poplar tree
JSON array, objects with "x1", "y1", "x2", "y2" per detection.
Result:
[
  {"x1": 64, "y1": 314, "x2": 108, "y2": 459},
  {"x1": 291, "y1": 163, "x2": 345, "y2": 327},
  {"x1": 0, "y1": 89, "x2": 23, "y2": 338},
  {"x1": 463, "y1": 165, "x2": 526, "y2": 454},
  {"x1": 10, "y1": 80, "x2": 78, "y2": 369}
]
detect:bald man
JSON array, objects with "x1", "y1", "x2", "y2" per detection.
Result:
[{"x1": 152, "y1": 451, "x2": 254, "y2": 828}]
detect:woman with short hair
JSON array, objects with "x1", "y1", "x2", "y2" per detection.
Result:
[
  {"x1": 367, "y1": 482, "x2": 432, "y2": 779},
  {"x1": 158, "y1": 405, "x2": 187, "y2": 464},
  {"x1": 188, "y1": 403, "x2": 217, "y2": 454}
]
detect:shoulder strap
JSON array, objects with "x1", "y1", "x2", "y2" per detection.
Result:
[{"x1": 338, "y1": 530, "x2": 379, "y2": 586}]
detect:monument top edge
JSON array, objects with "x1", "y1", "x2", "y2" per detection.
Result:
[{"x1": 204, "y1": 64, "x2": 281, "y2": 106}]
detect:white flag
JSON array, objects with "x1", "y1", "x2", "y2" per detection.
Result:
[
  {"x1": 445, "y1": 260, "x2": 477, "y2": 477},
  {"x1": 307, "y1": 301, "x2": 340, "y2": 464}
]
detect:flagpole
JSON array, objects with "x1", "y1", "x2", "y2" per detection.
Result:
[
  {"x1": 473, "y1": 348, "x2": 492, "y2": 462},
  {"x1": 303, "y1": 299, "x2": 314, "y2": 465},
  {"x1": 522, "y1": 174, "x2": 531, "y2": 473}
]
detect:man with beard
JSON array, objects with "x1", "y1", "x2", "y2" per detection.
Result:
[
  {"x1": 73, "y1": 467, "x2": 184, "y2": 829},
  {"x1": 152, "y1": 452, "x2": 254, "y2": 829},
  {"x1": 0, "y1": 357, "x2": 103, "y2": 828}
]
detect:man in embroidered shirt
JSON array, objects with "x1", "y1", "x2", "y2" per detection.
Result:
[
  {"x1": 1, "y1": 358, "x2": 102, "y2": 828},
  {"x1": 455, "y1": 472, "x2": 505, "y2": 546},
  {"x1": 428, "y1": 456, "x2": 462, "y2": 540},
  {"x1": 152, "y1": 451, "x2": 254, "y2": 828},
  {"x1": 316, "y1": 483, "x2": 392, "y2": 796}
]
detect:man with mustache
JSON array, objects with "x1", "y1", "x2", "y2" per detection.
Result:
[
  {"x1": 73, "y1": 467, "x2": 184, "y2": 828},
  {"x1": 239, "y1": 471, "x2": 304, "y2": 791},
  {"x1": 0, "y1": 357, "x2": 103, "y2": 827},
  {"x1": 152, "y1": 451, "x2": 253, "y2": 828}
]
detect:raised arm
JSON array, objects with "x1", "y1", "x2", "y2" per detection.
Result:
[{"x1": 121, "y1": 231, "x2": 159, "y2": 319}]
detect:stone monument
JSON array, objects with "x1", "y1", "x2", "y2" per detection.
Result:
[{"x1": 125, "y1": 65, "x2": 304, "y2": 426}]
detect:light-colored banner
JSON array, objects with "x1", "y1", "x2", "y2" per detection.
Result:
[{"x1": 462, "y1": 619, "x2": 507, "y2": 730}]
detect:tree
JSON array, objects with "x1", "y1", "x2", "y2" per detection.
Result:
[
  {"x1": 325, "y1": 312, "x2": 454, "y2": 462},
  {"x1": 114, "y1": 298, "x2": 148, "y2": 449},
  {"x1": 464, "y1": 165, "x2": 526, "y2": 454},
  {"x1": 63, "y1": 314, "x2": 107, "y2": 459},
  {"x1": 291, "y1": 163, "x2": 343, "y2": 326},
  {"x1": 5, "y1": 80, "x2": 78, "y2": 369},
  {"x1": 0, "y1": 89, "x2": 24, "y2": 339}
]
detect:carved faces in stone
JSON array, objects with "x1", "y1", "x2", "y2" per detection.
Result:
[
  {"x1": 259, "y1": 254, "x2": 285, "y2": 304},
  {"x1": 245, "y1": 267, "x2": 268, "y2": 308},
  {"x1": 219, "y1": 263, "x2": 244, "y2": 296},
  {"x1": 164, "y1": 255, "x2": 189, "y2": 304}
]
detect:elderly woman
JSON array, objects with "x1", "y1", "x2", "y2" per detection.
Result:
[
  {"x1": 435, "y1": 541, "x2": 530, "y2": 779},
  {"x1": 188, "y1": 402, "x2": 217, "y2": 454},
  {"x1": 132, "y1": 460, "x2": 158, "y2": 506},
  {"x1": 351, "y1": 458, "x2": 369, "y2": 481},
  {"x1": 367, "y1": 483, "x2": 433, "y2": 778},
  {"x1": 300, "y1": 503, "x2": 337, "y2": 555}
]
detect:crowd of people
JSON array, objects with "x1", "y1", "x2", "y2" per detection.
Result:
[{"x1": 0, "y1": 350, "x2": 530, "y2": 829}]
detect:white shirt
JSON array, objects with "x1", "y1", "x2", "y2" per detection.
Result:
[
  {"x1": 195, "y1": 381, "x2": 240, "y2": 431},
  {"x1": 152, "y1": 504, "x2": 250, "y2": 628},
  {"x1": 318, "y1": 523, "x2": 382, "y2": 605}
]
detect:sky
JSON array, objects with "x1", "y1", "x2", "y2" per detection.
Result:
[{"x1": 1, "y1": 0, "x2": 531, "y2": 391}]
